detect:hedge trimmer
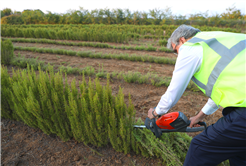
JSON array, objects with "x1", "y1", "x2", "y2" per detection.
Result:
[{"x1": 134, "y1": 111, "x2": 207, "y2": 138}]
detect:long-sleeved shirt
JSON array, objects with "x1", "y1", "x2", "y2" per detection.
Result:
[{"x1": 155, "y1": 44, "x2": 219, "y2": 115}]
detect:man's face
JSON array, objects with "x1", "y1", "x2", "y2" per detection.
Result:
[
  {"x1": 171, "y1": 42, "x2": 181, "y2": 54},
  {"x1": 171, "y1": 37, "x2": 189, "y2": 54}
]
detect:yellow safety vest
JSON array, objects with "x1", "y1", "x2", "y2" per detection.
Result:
[{"x1": 184, "y1": 31, "x2": 246, "y2": 108}]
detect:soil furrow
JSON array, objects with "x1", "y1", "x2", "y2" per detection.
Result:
[
  {"x1": 6, "y1": 37, "x2": 162, "y2": 47},
  {"x1": 13, "y1": 42, "x2": 177, "y2": 58},
  {"x1": 14, "y1": 50, "x2": 175, "y2": 77}
]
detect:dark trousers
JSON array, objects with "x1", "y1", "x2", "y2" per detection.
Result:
[{"x1": 184, "y1": 107, "x2": 246, "y2": 166}]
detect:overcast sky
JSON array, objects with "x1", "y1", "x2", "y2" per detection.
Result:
[{"x1": 1, "y1": 0, "x2": 245, "y2": 17}]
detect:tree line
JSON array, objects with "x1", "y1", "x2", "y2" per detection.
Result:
[{"x1": 1, "y1": 5, "x2": 245, "y2": 28}]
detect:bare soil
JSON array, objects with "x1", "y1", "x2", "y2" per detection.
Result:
[
  {"x1": 13, "y1": 42, "x2": 177, "y2": 59},
  {"x1": 13, "y1": 50, "x2": 175, "y2": 77},
  {"x1": 2, "y1": 42, "x2": 224, "y2": 166}
]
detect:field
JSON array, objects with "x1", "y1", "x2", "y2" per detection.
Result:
[{"x1": 1, "y1": 24, "x2": 229, "y2": 166}]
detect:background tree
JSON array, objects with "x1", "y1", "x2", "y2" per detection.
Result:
[
  {"x1": 149, "y1": 7, "x2": 171, "y2": 25},
  {"x1": 104, "y1": 8, "x2": 114, "y2": 24},
  {"x1": 21, "y1": 10, "x2": 32, "y2": 24},
  {"x1": 1, "y1": 10, "x2": 5, "y2": 18},
  {"x1": 149, "y1": 8, "x2": 160, "y2": 25},
  {"x1": 33, "y1": 9, "x2": 45, "y2": 24},
  {"x1": 141, "y1": 11, "x2": 149, "y2": 25},
  {"x1": 1, "y1": 14, "x2": 23, "y2": 24},
  {"x1": 1, "y1": 6, "x2": 245, "y2": 28},
  {"x1": 161, "y1": 6, "x2": 172, "y2": 24},
  {"x1": 44, "y1": 11, "x2": 60, "y2": 24},
  {"x1": 97, "y1": 9, "x2": 105, "y2": 24},
  {"x1": 65, "y1": 9, "x2": 82, "y2": 24},
  {"x1": 132, "y1": 11, "x2": 140, "y2": 25},
  {"x1": 208, "y1": 13, "x2": 221, "y2": 26},
  {"x1": 221, "y1": 4, "x2": 243, "y2": 19},
  {"x1": 20, "y1": 9, "x2": 45, "y2": 24},
  {"x1": 78, "y1": 7, "x2": 89, "y2": 24},
  {"x1": 113, "y1": 8, "x2": 124, "y2": 24},
  {"x1": 124, "y1": 9, "x2": 132, "y2": 24},
  {"x1": 173, "y1": 14, "x2": 186, "y2": 25},
  {"x1": 86, "y1": 9, "x2": 98, "y2": 24},
  {"x1": 13, "y1": 11, "x2": 22, "y2": 15},
  {"x1": 58, "y1": 14, "x2": 66, "y2": 24},
  {"x1": 189, "y1": 10, "x2": 209, "y2": 20},
  {"x1": 2, "y1": 8, "x2": 13, "y2": 16}
]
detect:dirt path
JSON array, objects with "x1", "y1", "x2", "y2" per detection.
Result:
[
  {"x1": 13, "y1": 42, "x2": 177, "y2": 59},
  {"x1": 1, "y1": 118, "x2": 160, "y2": 166}
]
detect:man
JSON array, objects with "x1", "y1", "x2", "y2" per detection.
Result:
[{"x1": 147, "y1": 24, "x2": 246, "y2": 166}]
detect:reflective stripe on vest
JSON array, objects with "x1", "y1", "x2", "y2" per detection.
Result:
[{"x1": 189, "y1": 37, "x2": 246, "y2": 97}]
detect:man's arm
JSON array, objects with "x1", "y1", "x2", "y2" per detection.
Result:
[
  {"x1": 189, "y1": 98, "x2": 220, "y2": 127},
  {"x1": 148, "y1": 45, "x2": 203, "y2": 119},
  {"x1": 154, "y1": 45, "x2": 203, "y2": 116}
]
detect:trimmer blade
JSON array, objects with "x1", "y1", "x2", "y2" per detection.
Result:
[{"x1": 133, "y1": 125, "x2": 146, "y2": 129}]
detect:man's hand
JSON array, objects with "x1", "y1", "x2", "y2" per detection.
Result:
[
  {"x1": 148, "y1": 108, "x2": 158, "y2": 119},
  {"x1": 189, "y1": 111, "x2": 207, "y2": 128}
]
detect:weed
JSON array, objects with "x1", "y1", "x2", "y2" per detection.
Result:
[
  {"x1": 82, "y1": 66, "x2": 95, "y2": 76},
  {"x1": 96, "y1": 64, "x2": 106, "y2": 78}
]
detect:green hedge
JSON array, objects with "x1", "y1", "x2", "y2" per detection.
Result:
[
  {"x1": 1, "y1": 39, "x2": 14, "y2": 65},
  {"x1": 1, "y1": 24, "x2": 241, "y2": 46},
  {"x1": 3, "y1": 37, "x2": 173, "y2": 53},
  {"x1": 1, "y1": 64, "x2": 195, "y2": 165},
  {"x1": 13, "y1": 46, "x2": 176, "y2": 65}
]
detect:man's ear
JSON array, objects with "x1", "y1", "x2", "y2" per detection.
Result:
[{"x1": 179, "y1": 37, "x2": 186, "y2": 44}]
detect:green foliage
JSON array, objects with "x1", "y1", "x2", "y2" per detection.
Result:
[
  {"x1": 2, "y1": 8, "x2": 13, "y2": 16},
  {"x1": 66, "y1": 50, "x2": 77, "y2": 56},
  {"x1": 145, "y1": 45, "x2": 157, "y2": 51},
  {"x1": 158, "y1": 47, "x2": 173, "y2": 52},
  {"x1": 1, "y1": 66, "x2": 16, "y2": 119},
  {"x1": 96, "y1": 64, "x2": 106, "y2": 78},
  {"x1": 9, "y1": 53, "x2": 179, "y2": 91},
  {"x1": 1, "y1": 10, "x2": 5, "y2": 18},
  {"x1": 82, "y1": 66, "x2": 95, "y2": 76},
  {"x1": 221, "y1": 5, "x2": 244, "y2": 20},
  {"x1": 1, "y1": 5, "x2": 245, "y2": 29},
  {"x1": 11, "y1": 54, "x2": 46, "y2": 70},
  {"x1": 2, "y1": 59, "x2": 224, "y2": 165},
  {"x1": 59, "y1": 65, "x2": 79, "y2": 74},
  {"x1": 1, "y1": 39, "x2": 14, "y2": 65},
  {"x1": 1, "y1": 65, "x2": 135, "y2": 147},
  {"x1": 122, "y1": 71, "x2": 141, "y2": 83},
  {"x1": 13, "y1": 45, "x2": 176, "y2": 65},
  {"x1": 159, "y1": 39, "x2": 168, "y2": 46}
]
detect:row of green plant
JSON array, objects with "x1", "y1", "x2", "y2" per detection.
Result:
[
  {"x1": 9, "y1": 52, "x2": 199, "y2": 92},
  {"x1": 2, "y1": 63, "x2": 195, "y2": 165},
  {"x1": 1, "y1": 27, "x2": 137, "y2": 43},
  {"x1": 14, "y1": 46, "x2": 176, "y2": 64},
  {"x1": 0, "y1": 39, "x2": 229, "y2": 165},
  {"x1": 2, "y1": 40, "x2": 191, "y2": 166},
  {"x1": 1, "y1": 24, "x2": 241, "y2": 38},
  {"x1": 1, "y1": 24, "x2": 173, "y2": 36},
  {"x1": 1, "y1": 38, "x2": 14, "y2": 65},
  {"x1": 3, "y1": 37, "x2": 172, "y2": 52},
  {"x1": 144, "y1": 35, "x2": 169, "y2": 40},
  {"x1": 0, "y1": 54, "x2": 230, "y2": 165},
  {"x1": 0, "y1": 40, "x2": 190, "y2": 89}
]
